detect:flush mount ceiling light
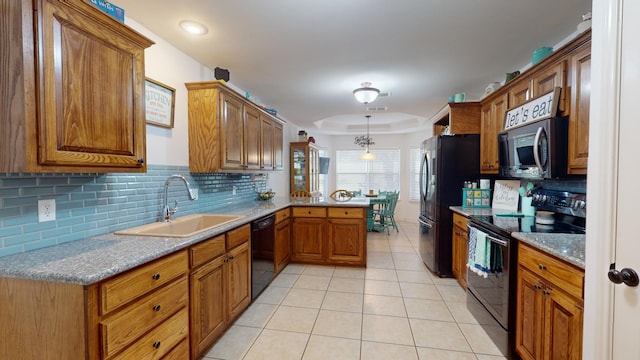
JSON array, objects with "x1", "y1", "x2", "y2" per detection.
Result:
[
  {"x1": 355, "y1": 115, "x2": 377, "y2": 160},
  {"x1": 353, "y1": 82, "x2": 380, "y2": 104},
  {"x1": 179, "y1": 20, "x2": 208, "y2": 35}
]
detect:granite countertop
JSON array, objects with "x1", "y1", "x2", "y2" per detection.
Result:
[
  {"x1": 511, "y1": 232, "x2": 585, "y2": 269},
  {"x1": 0, "y1": 197, "x2": 369, "y2": 285},
  {"x1": 450, "y1": 205, "x2": 495, "y2": 217},
  {"x1": 449, "y1": 205, "x2": 585, "y2": 269}
]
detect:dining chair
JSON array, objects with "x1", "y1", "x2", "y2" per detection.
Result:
[
  {"x1": 290, "y1": 190, "x2": 311, "y2": 197},
  {"x1": 376, "y1": 192, "x2": 400, "y2": 234}
]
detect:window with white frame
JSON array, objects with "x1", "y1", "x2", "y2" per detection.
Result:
[
  {"x1": 335, "y1": 149, "x2": 400, "y2": 194},
  {"x1": 409, "y1": 147, "x2": 421, "y2": 201}
]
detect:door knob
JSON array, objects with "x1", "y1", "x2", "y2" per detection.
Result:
[{"x1": 608, "y1": 263, "x2": 639, "y2": 287}]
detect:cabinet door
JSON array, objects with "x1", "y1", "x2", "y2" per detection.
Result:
[
  {"x1": 452, "y1": 224, "x2": 468, "y2": 290},
  {"x1": 509, "y1": 78, "x2": 532, "y2": 108},
  {"x1": 227, "y1": 241, "x2": 251, "y2": 322},
  {"x1": 291, "y1": 218, "x2": 325, "y2": 262},
  {"x1": 533, "y1": 61, "x2": 567, "y2": 113},
  {"x1": 327, "y1": 218, "x2": 365, "y2": 265},
  {"x1": 480, "y1": 94, "x2": 507, "y2": 174},
  {"x1": 220, "y1": 91, "x2": 244, "y2": 169},
  {"x1": 190, "y1": 255, "x2": 226, "y2": 359},
  {"x1": 244, "y1": 106, "x2": 261, "y2": 170},
  {"x1": 37, "y1": 0, "x2": 148, "y2": 170},
  {"x1": 568, "y1": 44, "x2": 591, "y2": 175},
  {"x1": 309, "y1": 146, "x2": 320, "y2": 193},
  {"x1": 261, "y1": 116, "x2": 275, "y2": 170},
  {"x1": 274, "y1": 218, "x2": 291, "y2": 274},
  {"x1": 273, "y1": 121, "x2": 284, "y2": 170},
  {"x1": 544, "y1": 287, "x2": 584, "y2": 360},
  {"x1": 516, "y1": 268, "x2": 545, "y2": 360}
]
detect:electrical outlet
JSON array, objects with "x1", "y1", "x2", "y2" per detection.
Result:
[
  {"x1": 38, "y1": 199, "x2": 56, "y2": 222},
  {"x1": 232, "y1": 186, "x2": 237, "y2": 195}
]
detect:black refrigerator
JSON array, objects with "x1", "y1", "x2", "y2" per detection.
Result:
[{"x1": 418, "y1": 134, "x2": 480, "y2": 277}]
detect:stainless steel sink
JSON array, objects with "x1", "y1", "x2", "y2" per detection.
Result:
[{"x1": 114, "y1": 214, "x2": 244, "y2": 238}]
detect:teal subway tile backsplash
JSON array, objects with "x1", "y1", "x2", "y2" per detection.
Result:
[{"x1": 0, "y1": 165, "x2": 267, "y2": 258}]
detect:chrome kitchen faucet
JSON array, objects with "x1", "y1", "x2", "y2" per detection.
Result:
[{"x1": 163, "y1": 174, "x2": 198, "y2": 222}]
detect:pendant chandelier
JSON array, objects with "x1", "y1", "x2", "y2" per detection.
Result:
[{"x1": 354, "y1": 115, "x2": 376, "y2": 160}]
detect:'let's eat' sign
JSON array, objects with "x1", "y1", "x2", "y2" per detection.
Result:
[{"x1": 503, "y1": 87, "x2": 561, "y2": 130}]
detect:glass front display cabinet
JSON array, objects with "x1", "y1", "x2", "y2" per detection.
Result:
[{"x1": 290, "y1": 141, "x2": 319, "y2": 193}]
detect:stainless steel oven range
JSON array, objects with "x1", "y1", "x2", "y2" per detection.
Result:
[{"x1": 466, "y1": 188, "x2": 586, "y2": 359}]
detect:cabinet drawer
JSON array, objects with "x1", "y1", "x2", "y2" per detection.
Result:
[
  {"x1": 100, "y1": 276, "x2": 188, "y2": 359},
  {"x1": 275, "y1": 208, "x2": 291, "y2": 223},
  {"x1": 190, "y1": 235, "x2": 226, "y2": 268},
  {"x1": 327, "y1": 207, "x2": 364, "y2": 219},
  {"x1": 519, "y1": 243, "x2": 584, "y2": 299},
  {"x1": 452, "y1": 212, "x2": 469, "y2": 229},
  {"x1": 161, "y1": 338, "x2": 189, "y2": 360},
  {"x1": 101, "y1": 250, "x2": 188, "y2": 314},
  {"x1": 111, "y1": 307, "x2": 189, "y2": 360},
  {"x1": 292, "y1": 207, "x2": 326, "y2": 217},
  {"x1": 226, "y1": 224, "x2": 251, "y2": 249}
]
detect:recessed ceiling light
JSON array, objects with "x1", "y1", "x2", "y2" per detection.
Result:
[{"x1": 179, "y1": 20, "x2": 208, "y2": 35}]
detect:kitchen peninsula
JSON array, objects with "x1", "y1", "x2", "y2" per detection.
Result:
[{"x1": 0, "y1": 196, "x2": 368, "y2": 360}]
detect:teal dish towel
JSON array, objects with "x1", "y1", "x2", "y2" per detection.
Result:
[{"x1": 467, "y1": 227, "x2": 490, "y2": 278}]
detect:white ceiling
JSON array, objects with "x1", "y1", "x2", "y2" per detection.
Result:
[{"x1": 114, "y1": 0, "x2": 592, "y2": 135}]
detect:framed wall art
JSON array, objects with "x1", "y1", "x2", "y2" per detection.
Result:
[{"x1": 145, "y1": 77, "x2": 175, "y2": 128}]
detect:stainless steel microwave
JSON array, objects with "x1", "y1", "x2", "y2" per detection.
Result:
[{"x1": 498, "y1": 116, "x2": 569, "y2": 179}]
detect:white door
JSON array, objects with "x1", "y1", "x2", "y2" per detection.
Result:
[
  {"x1": 584, "y1": 0, "x2": 640, "y2": 358},
  {"x1": 611, "y1": 0, "x2": 640, "y2": 357}
]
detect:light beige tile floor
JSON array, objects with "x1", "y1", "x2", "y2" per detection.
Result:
[{"x1": 204, "y1": 220, "x2": 508, "y2": 360}]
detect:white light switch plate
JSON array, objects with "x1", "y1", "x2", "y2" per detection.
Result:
[{"x1": 38, "y1": 199, "x2": 56, "y2": 222}]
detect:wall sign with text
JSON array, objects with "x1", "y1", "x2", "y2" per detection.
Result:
[
  {"x1": 503, "y1": 87, "x2": 561, "y2": 131},
  {"x1": 145, "y1": 78, "x2": 175, "y2": 129}
]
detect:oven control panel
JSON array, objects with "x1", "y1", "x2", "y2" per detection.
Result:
[{"x1": 530, "y1": 189, "x2": 586, "y2": 218}]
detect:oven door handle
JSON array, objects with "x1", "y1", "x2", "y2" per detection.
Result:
[{"x1": 467, "y1": 225, "x2": 508, "y2": 247}]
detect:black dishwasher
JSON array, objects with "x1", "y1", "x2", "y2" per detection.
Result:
[{"x1": 251, "y1": 214, "x2": 275, "y2": 300}]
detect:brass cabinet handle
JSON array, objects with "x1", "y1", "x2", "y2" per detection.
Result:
[
  {"x1": 152, "y1": 304, "x2": 161, "y2": 312},
  {"x1": 153, "y1": 341, "x2": 161, "y2": 349},
  {"x1": 152, "y1": 273, "x2": 161, "y2": 280}
]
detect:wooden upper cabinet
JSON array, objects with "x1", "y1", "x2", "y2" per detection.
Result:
[
  {"x1": 568, "y1": 43, "x2": 591, "y2": 175},
  {"x1": 243, "y1": 106, "x2": 261, "y2": 170},
  {"x1": 274, "y1": 121, "x2": 284, "y2": 170},
  {"x1": 432, "y1": 102, "x2": 481, "y2": 136},
  {"x1": 480, "y1": 93, "x2": 507, "y2": 174},
  {"x1": 260, "y1": 115, "x2": 275, "y2": 170},
  {"x1": 186, "y1": 81, "x2": 284, "y2": 172},
  {"x1": 1, "y1": 0, "x2": 153, "y2": 173},
  {"x1": 479, "y1": 30, "x2": 591, "y2": 176},
  {"x1": 508, "y1": 77, "x2": 532, "y2": 108},
  {"x1": 262, "y1": 116, "x2": 285, "y2": 171},
  {"x1": 532, "y1": 60, "x2": 567, "y2": 113},
  {"x1": 220, "y1": 91, "x2": 245, "y2": 170}
]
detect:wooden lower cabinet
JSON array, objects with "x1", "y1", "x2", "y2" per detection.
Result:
[
  {"x1": 0, "y1": 251, "x2": 190, "y2": 360},
  {"x1": 327, "y1": 208, "x2": 366, "y2": 266},
  {"x1": 291, "y1": 206, "x2": 366, "y2": 266},
  {"x1": 515, "y1": 243, "x2": 584, "y2": 360},
  {"x1": 451, "y1": 212, "x2": 469, "y2": 290},
  {"x1": 274, "y1": 209, "x2": 291, "y2": 273},
  {"x1": 291, "y1": 217, "x2": 325, "y2": 262},
  {"x1": 189, "y1": 225, "x2": 251, "y2": 360}
]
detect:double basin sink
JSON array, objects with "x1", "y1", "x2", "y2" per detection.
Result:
[{"x1": 115, "y1": 214, "x2": 244, "y2": 238}]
